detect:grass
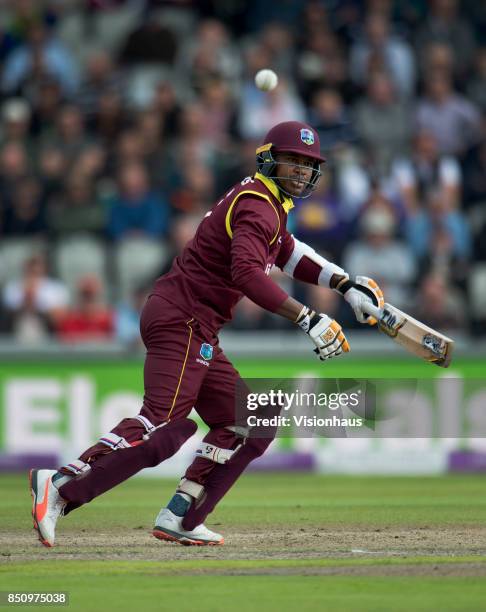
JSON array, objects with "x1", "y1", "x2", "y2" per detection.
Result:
[
  {"x1": 0, "y1": 356, "x2": 484, "y2": 609},
  {"x1": 1, "y1": 474, "x2": 486, "y2": 611},
  {"x1": 1, "y1": 572, "x2": 486, "y2": 612}
]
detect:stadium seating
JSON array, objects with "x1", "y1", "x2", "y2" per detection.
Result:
[
  {"x1": 114, "y1": 237, "x2": 169, "y2": 301},
  {"x1": 0, "y1": 238, "x2": 47, "y2": 285},
  {"x1": 54, "y1": 234, "x2": 108, "y2": 300}
]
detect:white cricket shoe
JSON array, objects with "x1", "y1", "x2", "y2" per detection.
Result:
[
  {"x1": 29, "y1": 469, "x2": 66, "y2": 548},
  {"x1": 153, "y1": 508, "x2": 224, "y2": 546}
]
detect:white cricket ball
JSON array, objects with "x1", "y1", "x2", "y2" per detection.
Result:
[{"x1": 255, "y1": 69, "x2": 278, "y2": 91}]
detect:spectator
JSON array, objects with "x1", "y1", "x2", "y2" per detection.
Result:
[
  {"x1": 133, "y1": 110, "x2": 165, "y2": 181},
  {"x1": 29, "y1": 79, "x2": 63, "y2": 139},
  {"x1": 333, "y1": 145, "x2": 372, "y2": 221},
  {"x1": 56, "y1": 275, "x2": 114, "y2": 343},
  {"x1": 112, "y1": 129, "x2": 145, "y2": 169},
  {"x1": 0, "y1": 142, "x2": 30, "y2": 204},
  {"x1": 4, "y1": 176, "x2": 45, "y2": 236},
  {"x1": 354, "y1": 71, "x2": 412, "y2": 176},
  {"x1": 238, "y1": 76, "x2": 305, "y2": 140},
  {"x1": 78, "y1": 49, "x2": 124, "y2": 118},
  {"x1": 177, "y1": 19, "x2": 242, "y2": 92},
  {"x1": 107, "y1": 162, "x2": 169, "y2": 241},
  {"x1": 415, "y1": 70, "x2": 481, "y2": 157},
  {"x1": 88, "y1": 91, "x2": 126, "y2": 146},
  {"x1": 1, "y1": 23, "x2": 79, "y2": 97},
  {"x1": 391, "y1": 130, "x2": 461, "y2": 213},
  {"x1": 412, "y1": 273, "x2": 468, "y2": 331},
  {"x1": 74, "y1": 144, "x2": 107, "y2": 183},
  {"x1": 292, "y1": 169, "x2": 351, "y2": 260},
  {"x1": 343, "y1": 205, "x2": 417, "y2": 308},
  {"x1": 158, "y1": 214, "x2": 202, "y2": 278},
  {"x1": 257, "y1": 22, "x2": 295, "y2": 79},
  {"x1": 405, "y1": 190, "x2": 471, "y2": 282},
  {"x1": 467, "y1": 47, "x2": 486, "y2": 113},
  {"x1": 149, "y1": 81, "x2": 181, "y2": 140},
  {"x1": 170, "y1": 102, "x2": 217, "y2": 170},
  {"x1": 415, "y1": 0, "x2": 477, "y2": 80},
  {"x1": 420, "y1": 42, "x2": 455, "y2": 84},
  {"x1": 298, "y1": 32, "x2": 355, "y2": 105},
  {"x1": 37, "y1": 144, "x2": 66, "y2": 199},
  {"x1": 199, "y1": 77, "x2": 237, "y2": 149},
  {"x1": 463, "y1": 121, "x2": 486, "y2": 207},
  {"x1": 171, "y1": 163, "x2": 215, "y2": 214},
  {"x1": 2, "y1": 253, "x2": 69, "y2": 343},
  {"x1": 46, "y1": 174, "x2": 106, "y2": 236},
  {"x1": 308, "y1": 88, "x2": 356, "y2": 155},
  {"x1": 0, "y1": 98, "x2": 32, "y2": 148},
  {"x1": 119, "y1": 13, "x2": 177, "y2": 66},
  {"x1": 47, "y1": 104, "x2": 90, "y2": 165},
  {"x1": 462, "y1": 121, "x2": 486, "y2": 260},
  {"x1": 349, "y1": 11, "x2": 416, "y2": 98},
  {"x1": 115, "y1": 286, "x2": 148, "y2": 348}
]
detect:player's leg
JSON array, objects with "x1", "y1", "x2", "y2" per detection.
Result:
[
  {"x1": 153, "y1": 351, "x2": 277, "y2": 545},
  {"x1": 30, "y1": 297, "x2": 208, "y2": 546}
]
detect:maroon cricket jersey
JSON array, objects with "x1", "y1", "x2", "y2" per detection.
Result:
[{"x1": 153, "y1": 173, "x2": 296, "y2": 334}]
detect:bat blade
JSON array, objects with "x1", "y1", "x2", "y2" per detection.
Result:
[{"x1": 365, "y1": 303, "x2": 454, "y2": 367}]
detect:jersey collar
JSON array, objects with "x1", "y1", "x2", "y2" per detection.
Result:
[{"x1": 254, "y1": 172, "x2": 294, "y2": 214}]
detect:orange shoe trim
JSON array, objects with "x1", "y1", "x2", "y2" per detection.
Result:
[
  {"x1": 152, "y1": 529, "x2": 223, "y2": 546},
  {"x1": 32, "y1": 473, "x2": 51, "y2": 524}
]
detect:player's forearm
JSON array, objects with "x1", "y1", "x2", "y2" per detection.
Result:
[
  {"x1": 235, "y1": 268, "x2": 290, "y2": 312},
  {"x1": 274, "y1": 296, "x2": 307, "y2": 321}
]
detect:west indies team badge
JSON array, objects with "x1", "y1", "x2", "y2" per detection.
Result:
[
  {"x1": 200, "y1": 343, "x2": 213, "y2": 361},
  {"x1": 300, "y1": 128, "x2": 314, "y2": 145}
]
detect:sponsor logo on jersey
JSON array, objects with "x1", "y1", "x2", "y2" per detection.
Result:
[
  {"x1": 200, "y1": 343, "x2": 213, "y2": 361},
  {"x1": 300, "y1": 128, "x2": 314, "y2": 145}
]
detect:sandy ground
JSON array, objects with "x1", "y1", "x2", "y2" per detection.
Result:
[{"x1": 2, "y1": 525, "x2": 486, "y2": 575}]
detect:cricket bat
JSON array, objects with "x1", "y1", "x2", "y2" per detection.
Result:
[{"x1": 363, "y1": 302, "x2": 454, "y2": 368}]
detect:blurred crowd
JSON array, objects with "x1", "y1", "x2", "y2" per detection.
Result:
[{"x1": 0, "y1": 0, "x2": 485, "y2": 346}]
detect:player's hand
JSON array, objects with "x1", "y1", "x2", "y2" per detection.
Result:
[
  {"x1": 342, "y1": 276, "x2": 385, "y2": 326},
  {"x1": 296, "y1": 307, "x2": 350, "y2": 360}
]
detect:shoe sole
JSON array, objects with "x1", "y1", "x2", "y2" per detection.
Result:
[
  {"x1": 152, "y1": 527, "x2": 223, "y2": 546},
  {"x1": 29, "y1": 469, "x2": 53, "y2": 548}
]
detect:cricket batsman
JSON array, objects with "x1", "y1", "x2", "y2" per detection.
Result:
[{"x1": 29, "y1": 121, "x2": 384, "y2": 547}]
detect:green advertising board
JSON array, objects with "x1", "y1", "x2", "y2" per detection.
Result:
[{"x1": 0, "y1": 357, "x2": 485, "y2": 474}]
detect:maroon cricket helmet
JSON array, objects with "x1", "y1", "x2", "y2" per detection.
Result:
[
  {"x1": 260, "y1": 121, "x2": 325, "y2": 163},
  {"x1": 256, "y1": 121, "x2": 325, "y2": 198}
]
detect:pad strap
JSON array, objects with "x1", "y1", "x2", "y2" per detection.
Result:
[
  {"x1": 196, "y1": 442, "x2": 240, "y2": 464},
  {"x1": 134, "y1": 414, "x2": 156, "y2": 433},
  {"x1": 99, "y1": 432, "x2": 132, "y2": 450},
  {"x1": 134, "y1": 414, "x2": 164, "y2": 440},
  {"x1": 177, "y1": 478, "x2": 204, "y2": 500},
  {"x1": 62, "y1": 459, "x2": 91, "y2": 476}
]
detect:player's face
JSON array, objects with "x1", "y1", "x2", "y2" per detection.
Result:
[{"x1": 274, "y1": 153, "x2": 315, "y2": 197}]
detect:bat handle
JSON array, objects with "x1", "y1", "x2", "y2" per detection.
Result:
[{"x1": 363, "y1": 303, "x2": 383, "y2": 320}]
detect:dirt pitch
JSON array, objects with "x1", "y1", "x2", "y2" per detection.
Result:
[{"x1": 2, "y1": 525, "x2": 486, "y2": 576}]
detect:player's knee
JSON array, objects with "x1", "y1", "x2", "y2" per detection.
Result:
[
  {"x1": 243, "y1": 436, "x2": 273, "y2": 459},
  {"x1": 143, "y1": 418, "x2": 197, "y2": 466}
]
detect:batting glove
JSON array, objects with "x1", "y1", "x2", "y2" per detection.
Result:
[
  {"x1": 296, "y1": 307, "x2": 350, "y2": 361},
  {"x1": 336, "y1": 276, "x2": 385, "y2": 326}
]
